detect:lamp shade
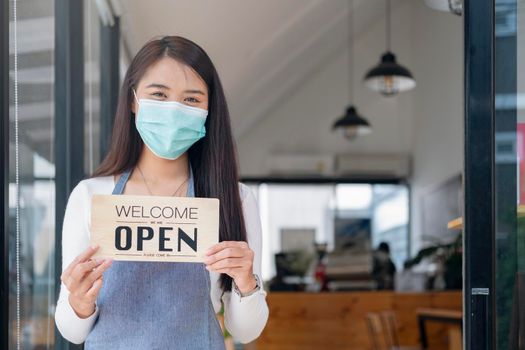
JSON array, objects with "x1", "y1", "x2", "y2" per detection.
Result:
[
  {"x1": 364, "y1": 51, "x2": 416, "y2": 96},
  {"x1": 332, "y1": 105, "x2": 372, "y2": 140}
]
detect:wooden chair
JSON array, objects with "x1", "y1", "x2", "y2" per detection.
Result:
[
  {"x1": 380, "y1": 311, "x2": 400, "y2": 348},
  {"x1": 367, "y1": 312, "x2": 390, "y2": 350},
  {"x1": 366, "y1": 311, "x2": 420, "y2": 350}
]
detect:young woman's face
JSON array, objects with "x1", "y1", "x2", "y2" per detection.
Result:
[{"x1": 131, "y1": 56, "x2": 209, "y2": 114}]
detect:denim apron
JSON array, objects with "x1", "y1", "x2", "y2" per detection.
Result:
[{"x1": 85, "y1": 162, "x2": 226, "y2": 350}]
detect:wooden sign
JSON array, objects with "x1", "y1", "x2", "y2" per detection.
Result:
[{"x1": 90, "y1": 194, "x2": 220, "y2": 263}]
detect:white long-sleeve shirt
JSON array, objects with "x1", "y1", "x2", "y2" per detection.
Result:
[{"x1": 54, "y1": 175, "x2": 269, "y2": 344}]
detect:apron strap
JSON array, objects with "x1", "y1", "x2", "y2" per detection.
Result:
[
  {"x1": 187, "y1": 161, "x2": 194, "y2": 197},
  {"x1": 112, "y1": 169, "x2": 133, "y2": 195}
]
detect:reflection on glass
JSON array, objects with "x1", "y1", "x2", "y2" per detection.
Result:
[
  {"x1": 494, "y1": 0, "x2": 524, "y2": 348},
  {"x1": 8, "y1": 0, "x2": 56, "y2": 348},
  {"x1": 7, "y1": 0, "x2": 105, "y2": 346}
]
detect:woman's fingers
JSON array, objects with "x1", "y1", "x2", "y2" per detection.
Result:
[
  {"x1": 71, "y1": 259, "x2": 101, "y2": 283},
  {"x1": 63, "y1": 248, "x2": 113, "y2": 302},
  {"x1": 204, "y1": 246, "x2": 244, "y2": 265},
  {"x1": 205, "y1": 241, "x2": 248, "y2": 256},
  {"x1": 61, "y1": 244, "x2": 99, "y2": 282},
  {"x1": 204, "y1": 241, "x2": 254, "y2": 279},
  {"x1": 85, "y1": 276, "x2": 104, "y2": 299},
  {"x1": 207, "y1": 266, "x2": 244, "y2": 276},
  {"x1": 60, "y1": 246, "x2": 112, "y2": 317},
  {"x1": 206, "y1": 257, "x2": 245, "y2": 271},
  {"x1": 66, "y1": 259, "x2": 101, "y2": 293},
  {"x1": 78, "y1": 259, "x2": 113, "y2": 294}
]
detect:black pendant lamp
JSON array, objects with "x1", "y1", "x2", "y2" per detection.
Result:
[
  {"x1": 332, "y1": 0, "x2": 372, "y2": 140},
  {"x1": 364, "y1": 0, "x2": 415, "y2": 96},
  {"x1": 333, "y1": 106, "x2": 371, "y2": 139}
]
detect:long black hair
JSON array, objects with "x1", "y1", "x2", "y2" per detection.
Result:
[{"x1": 92, "y1": 35, "x2": 248, "y2": 292}]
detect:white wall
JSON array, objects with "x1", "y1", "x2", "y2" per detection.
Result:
[
  {"x1": 236, "y1": 1, "x2": 464, "y2": 256},
  {"x1": 259, "y1": 184, "x2": 335, "y2": 280},
  {"x1": 408, "y1": 3, "x2": 464, "y2": 255}
]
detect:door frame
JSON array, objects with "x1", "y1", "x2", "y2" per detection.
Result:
[
  {"x1": 463, "y1": 0, "x2": 496, "y2": 348},
  {"x1": 1, "y1": 0, "x2": 10, "y2": 348}
]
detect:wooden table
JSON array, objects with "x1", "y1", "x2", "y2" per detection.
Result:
[
  {"x1": 256, "y1": 291, "x2": 462, "y2": 349},
  {"x1": 416, "y1": 308, "x2": 463, "y2": 350}
]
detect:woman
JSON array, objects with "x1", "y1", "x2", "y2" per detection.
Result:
[{"x1": 54, "y1": 36, "x2": 269, "y2": 349}]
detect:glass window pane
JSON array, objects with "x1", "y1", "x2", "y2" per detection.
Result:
[
  {"x1": 8, "y1": 0, "x2": 56, "y2": 348},
  {"x1": 494, "y1": 0, "x2": 524, "y2": 347}
]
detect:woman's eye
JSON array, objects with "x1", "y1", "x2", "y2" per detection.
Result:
[
  {"x1": 152, "y1": 92, "x2": 166, "y2": 98},
  {"x1": 184, "y1": 97, "x2": 200, "y2": 103}
]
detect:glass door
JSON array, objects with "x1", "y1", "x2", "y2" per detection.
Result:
[
  {"x1": 494, "y1": 0, "x2": 525, "y2": 348},
  {"x1": 2, "y1": 0, "x2": 108, "y2": 348},
  {"x1": 464, "y1": 0, "x2": 525, "y2": 348},
  {"x1": 7, "y1": 0, "x2": 57, "y2": 348}
]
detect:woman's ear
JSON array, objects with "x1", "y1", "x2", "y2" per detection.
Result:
[{"x1": 131, "y1": 88, "x2": 138, "y2": 115}]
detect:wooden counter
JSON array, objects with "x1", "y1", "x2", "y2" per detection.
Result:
[{"x1": 256, "y1": 291, "x2": 462, "y2": 350}]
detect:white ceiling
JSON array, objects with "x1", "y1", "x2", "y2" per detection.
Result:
[{"x1": 119, "y1": 0, "x2": 387, "y2": 138}]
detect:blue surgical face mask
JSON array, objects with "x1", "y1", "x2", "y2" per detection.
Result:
[{"x1": 133, "y1": 88, "x2": 208, "y2": 160}]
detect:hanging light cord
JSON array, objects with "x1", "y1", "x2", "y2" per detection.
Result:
[
  {"x1": 347, "y1": 0, "x2": 354, "y2": 102},
  {"x1": 386, "y1": 0, "x2": 391, "y2": 52}
]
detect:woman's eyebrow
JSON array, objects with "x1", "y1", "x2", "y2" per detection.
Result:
[
  {"x1": 184, "y1": 89, "x2": 205, "y2": 95},
  {"x1": 144, "y1": 84, "x2": 204, "y2": 95},
  {"x1": 145, "y1": 83, "x2": 169, "y2": 89}
]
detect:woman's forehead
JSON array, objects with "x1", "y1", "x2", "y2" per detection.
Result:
[{"x1": 140, "y1": 57, "x2": 206, "y2": 91}]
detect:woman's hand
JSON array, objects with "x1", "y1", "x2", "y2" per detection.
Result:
[
  {"x1": 61, "y1": 244, "x2": 113, "y2": 318},
  {"x1": 204, "y1": 241, "x2": 257, "y2": 293}
]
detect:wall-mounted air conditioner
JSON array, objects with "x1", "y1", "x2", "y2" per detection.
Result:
[
  {"x1": 265, "y1": 153, "x2": 411, "y2": 179},
  {"x1": 265, "y1": 153, "x2": 335, "y2": 176},
  {"x1": 336, "y1": 153, "x2": 411, "y2": 178}
]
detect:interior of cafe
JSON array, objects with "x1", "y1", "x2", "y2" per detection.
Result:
[
  {"x1": 237, "y1": 1, "x2": 464, "y2": 348},
  {"x1": 10, "y1": 0, "x2": 522, "y2": 349}
]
